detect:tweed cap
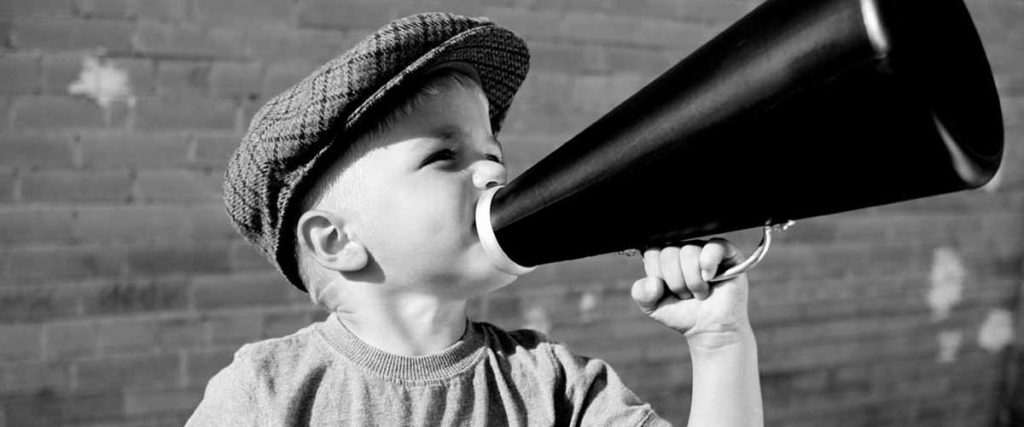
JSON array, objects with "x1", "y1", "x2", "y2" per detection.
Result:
[{"x1": 224, "y1": 12, "x2": 531, "y2": 291}]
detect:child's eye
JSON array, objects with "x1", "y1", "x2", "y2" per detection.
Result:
[
  {"x1": 423, "y1": 149, "x2": 457, "y2": 166},
  {"x1": 486, "y1": 154, "x2": 504, "y2": 165}
]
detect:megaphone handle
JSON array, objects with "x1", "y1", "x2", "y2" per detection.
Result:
[{"x1": 707, "y1": 220, "x2": 793, "y2": 283}]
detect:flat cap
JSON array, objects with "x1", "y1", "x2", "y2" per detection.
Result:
[{"x1": 224, "y1": 12, "x2": 531, "y2": 291}]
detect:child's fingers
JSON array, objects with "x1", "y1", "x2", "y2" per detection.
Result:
[
  {"x1": 631, "y1": 277, "x2": 665, "y2": 313},
  {"x1": 642, "y1": 248, "x2": 661, "y2": 279},
  {"x1": 658, "y1": 247, "x2": 689, "y2": 298},
  {"x1": 699, "y1": 238, "x2": 743, "y2": 281},
  {"x1": 680, "y1": 244, "x2": 709, "y2": 300},
  {"x1": 698, "y1": 241, "x2": 726, "y2": 281}
]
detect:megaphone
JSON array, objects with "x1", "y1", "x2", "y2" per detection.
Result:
[{"x1": 476, "y1": 0, "x2": 1004, "y2": 277}]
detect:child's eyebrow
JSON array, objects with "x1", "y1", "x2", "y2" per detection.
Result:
[{"x1": 431, "y1": 125, "x2": 503, "y2": 154}]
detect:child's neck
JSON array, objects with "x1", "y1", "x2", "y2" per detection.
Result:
[{"x1": 336, "y1": 291, "x2": 469, "y2": 357}]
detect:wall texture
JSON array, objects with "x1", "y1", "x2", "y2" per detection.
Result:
[{"x1": 0, "y1": 0, "x2": 1021, "y2": 425}]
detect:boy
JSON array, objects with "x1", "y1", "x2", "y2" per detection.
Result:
[{"x1": 190, "y1": 12, "x2": 762, "y2": 426}]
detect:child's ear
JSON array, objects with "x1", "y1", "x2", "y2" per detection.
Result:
[{"x1": 296, "y1": 210, "x2": 368, "y2": 272}]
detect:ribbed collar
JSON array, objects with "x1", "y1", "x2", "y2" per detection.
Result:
[{"x1": 317, "y1": 313, "x2": 487, "y2": 382}]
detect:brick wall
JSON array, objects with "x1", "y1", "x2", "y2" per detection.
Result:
[{"x1": 0, "y1": 0, "x2": 1021, "y2": 425}]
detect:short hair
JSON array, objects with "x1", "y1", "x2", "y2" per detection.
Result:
[{"x1": 293, "y1": 68, "x2": 482, "y2": 302}]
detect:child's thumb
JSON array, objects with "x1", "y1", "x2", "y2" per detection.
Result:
[{"x1": 631, "y1": 277, "x2": 664, "y2": 314}]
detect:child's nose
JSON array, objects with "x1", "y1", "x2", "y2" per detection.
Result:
[{"x1": 471, "y1": 160, "x2": 507, "y2": 190}]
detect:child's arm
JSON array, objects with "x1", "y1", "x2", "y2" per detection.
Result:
[{"x1": 631, "y1": 239, "x2": 763, "y2": 427}]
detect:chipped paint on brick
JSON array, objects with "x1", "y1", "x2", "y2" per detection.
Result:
[
  {"x1": 522, "y1": 305, "x2": 552, "y2": 335},
  {"x1": 978, "y1": 308, "x2": 1014, "y2": 353},
  {"x1": 68, "y1": 55, "x2": 135, "y2": 121},
  {"x1": 927, "y1": 247, "x2": 965, "y2": 321},
  {"x1": 579, "y1": 290, "x2": 599, "y2": 322}
]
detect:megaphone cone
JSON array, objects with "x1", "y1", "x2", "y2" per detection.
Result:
[{"x1": 477, "y1": 0, "x2": 1003, "y2": 275}]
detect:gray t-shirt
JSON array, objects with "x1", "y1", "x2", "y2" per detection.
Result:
[{"x1": 186, "y1": 313, "x2": 671, "y2": 426}]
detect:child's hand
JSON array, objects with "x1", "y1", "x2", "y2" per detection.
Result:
[{"x1": 630, "y1": 238, "x2": 751, "y2": 349}]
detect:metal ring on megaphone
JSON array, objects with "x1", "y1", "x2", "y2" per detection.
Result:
[
  {"x1": 476, "y1": 186, "x2": 537, "y2": 276},
  {"x1": 707, "y1": 220, "x2": 794, "y2": 283}
]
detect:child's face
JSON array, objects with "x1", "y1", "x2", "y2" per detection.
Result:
[{"x1": 326, "y1": 77, "x2": 516, "y2": 298}]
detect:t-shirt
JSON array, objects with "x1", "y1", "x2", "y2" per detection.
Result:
[{"x1": 186, "y1": 313, "x2": 671, "y2": 426}]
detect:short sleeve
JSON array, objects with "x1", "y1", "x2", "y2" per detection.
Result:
[
  {"x1": 185, "y1": 350, "x2": 260, "y2": 427},
  {"x1": 549, "y1": 343, "x2": 673, "y2": 426}
]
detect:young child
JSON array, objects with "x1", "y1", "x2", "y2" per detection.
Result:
[{"x1": 189, "y1": 12, "x2": 762, "y2": 426}]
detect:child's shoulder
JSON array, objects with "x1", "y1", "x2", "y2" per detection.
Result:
[
  {"x1": 474, "y1": 321, "x2": 585, "y2": 363},
  {"x1": 227, "y1": 317, "x2": 335, "y2": 378}
]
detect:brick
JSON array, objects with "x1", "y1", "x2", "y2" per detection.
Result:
[
  {"x1": 184, "y1": 348, "x2": 233, "y2": 387},
  {"x1": 501, "y1": 101, "x2": 593, "y2": 141},
  {"x1": 186, "y1": 205, "x2": 236, "y2": 240},
  {"x1": 209, "y1": 62, "x2": 263, "y2": 99},
  {"x1": 79, "y1": 132, "x2": 188, "y2": 169},
  {"x1": 515, "y1": 71, "x2": 575, "y2": 112},
  {"x1": 109, "y1": 57, "x2": 157, "y2": 96},
  {"x1": 39, "y1": 54, "x2": 80, "y2": 96},
  {"x1": 0, "y1": 0, "x2": 75, "y2": 17},
  {"x1": 191, "y1": 272, "x2": 288, "y2": 309},
  {"x1": 605, "y1": 0, "x2": 679, "y2": 19},
  {"x1": 76, "y1": 353, "x2": 180, "y2": 390},
  {"x1": 4, "y1": 392, "x2": 123, "y2": 426},
  {"x1": 608, "y1": 46, "x2": 680, "y2": 74},
  {"x1": 0, "y1": 324, "x2": 43, "y2": 361},
  {"x1": 134, "y1": 23, "x2": 245, "y2": 58},
  {"x1": 0, "y1": 207, "x2": 76, "y2": 244},
  {"x1": 45, "y1": 55, "x2": 150, "y2": 102},
  {"x1": 570, "y1": 73, "x2": 647, "y2": 113},
  {"x1": 262, "y1": 62, "x2": 312, "y2": 99},
  {"x1": 10, "y1": 18, "x2": 135, "y2": 52},
  {"x1": 73, "y1": 206, "x2": 191, "y2": 242},
  {"x1": 229, "y1": 239, "x2": 274, "y2": 271},
  {"x1": 297, "y1": 0, "x2": 398, "y2": 30},
  {"x1": 1, "y1": 360, "x2": 72, "y2": 395},
  {"x1": 75, "y1": 0, "x2": 188, "y2": 22},
  {"x1": 677, "y1": 0, "x2": 754, "y2": 25},
  {"x1": 0, "y1": 97, "x2": 11, "y2": 131},
  {"x1": 264, "y1": 309, "x2": 311, "y2": 338},
  {"x1": 527, "y1": 42, "x2": 606, "y2": 74},
  {"x1": 76, "y1": 0, "x2": 135, "y2": 19},
  {"x1": 134, "y1": 170, "x2": 222, "y2": 203},
  {"x1": 154, "y1": 316, "x2": 206, "y2": 348},
  {"x1": 191, "y1": 134, "x2": 238, "y2": 168},
  {"x1": 11, "y1": 96, "x2": 110, "y2": 130},
  {"x1": 0, "y1": 133, "x2": 74, "y2": 169},
  {"x1": 136, "y1": 0, "x2": 189, "y2": 21},
  {"x1": 0, "y1": 54, "x2": 40, "y2": 95},
  {"x1": 156, "y1": 60, "x2": 211, "y2": 98},
  {"x1": 19, "y1": 170, "x2": 133, "y2": 203},
  {"x1": 479, "y1": 8, "x2": 567, "y2": 41},
  {"x1": 0, "y1": 171, "x2": 14, "y2": 204},
  {"x1": 79, "y1": 279, "x2": 188, "y2": 316},
  {"x1": 245, "y1": 29, "x2": 352, "y2": 65},
  {"x1": 0, "y1": 285, "x2": 82, "y2": 322},
  {"x1": 123, "y1": 386, "x2": 202, "y2": 416},
  {"x1": 3, "y1": 244, "x2": 125, "y2": 282},
  {"x1": 193, "y1": 0, "x2": 294, "y2": 26},
  {"x1": 123, "y1": 241, "x2": 231, "y2": 277},
  {"x1": 134, "y1": 96, "x2": 237, "y2": 131},
  {"x1": 43, "y1": 321, "x2": 99, "y2": 360},
  {"x1": 95, "y1": 316, "x2": 159, "y2": 354},
  {"x1": 207, "y1": 309, "x2": 264, "y2": 345}
]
